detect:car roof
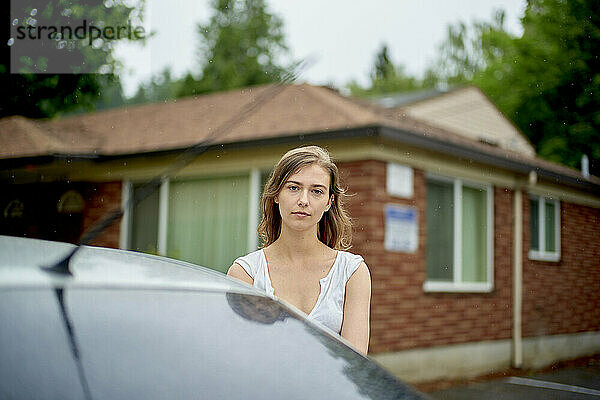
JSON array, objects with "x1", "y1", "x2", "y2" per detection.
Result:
[
  {"x1": 1, "y1": 286, "x2": 423, "y2": 399},
  {"x1": 0, "y1": 235, "x2": 256, "y2": 293}
]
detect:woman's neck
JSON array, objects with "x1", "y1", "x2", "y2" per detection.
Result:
[{"x1": 270, "y1": 225, "x2": 328, "y2": 263}]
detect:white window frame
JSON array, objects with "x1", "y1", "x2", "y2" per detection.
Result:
[
  {"x1": 119, "y1": 179, "x2": 132, "y2": 250},
  {"x1": 119, "y1": 178, "x2": 169, "y2": 254},
  {"x1": 157, "y1": 177, "x2": 170, "y2": 256},
  {"x1": 528, "y1": 195, "x2": 561, "y2": 262},
  {"x1": 248, "y1": 168, "x2": 261, "y2": 252},
  {"x1": 423, "y1": 174, "x2": 494, "y2": 293}
]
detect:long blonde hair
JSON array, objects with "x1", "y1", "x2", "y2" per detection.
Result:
[{"x1": 258, "y1": 145, "x2": 353, "y2": 250}]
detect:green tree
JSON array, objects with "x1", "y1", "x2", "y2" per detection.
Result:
[
  {"x1": 481, "y1": 0, "x2": 599, "y2": 174},
  {"x1": 429, "y1": 10, "x2": 509, "y2": 86},
  {"x1": 431, "y1": 0, "x2": 600, "y2": 175},
  {"x1": 1, "y1": 0, "x2": 145, "y2": 118},
  {"x1": 128, "y1": 68, "x2": 182, "y2": 105},
  {"x1": 348, "y1": 44, "x2": 425, "y2": 97},
  {"x1": 178, "y1": 0, "x2": 292, "y2": 97},
  {"x1": 374, "y1": 44, "x2": 393, "y2": 80},
  {"x1": 64, "y1": 74, "x2": 127, "y2": 114}
]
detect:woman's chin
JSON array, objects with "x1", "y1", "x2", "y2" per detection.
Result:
[{"x1": 282, "y1": 220, "x2": 315, "y2": 232}]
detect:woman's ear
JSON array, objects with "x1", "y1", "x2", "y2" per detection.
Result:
[{"x1": 327, "y1": 195, "x2": 334, "y2": 210}]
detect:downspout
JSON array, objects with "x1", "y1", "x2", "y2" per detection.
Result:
[{"x1": 512, "y1": 187, "x2": 523, "y2": 368}]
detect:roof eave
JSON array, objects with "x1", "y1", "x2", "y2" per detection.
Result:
[
  {"x1": 379, "y1": 126, "x2": 600, "y2": 195},
  {"x1": 2, "y1": 124, "x2": 598, "y2": 195}
]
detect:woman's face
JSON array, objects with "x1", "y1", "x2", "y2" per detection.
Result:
[{"x1": 275, "y1": 163, "x2": 333, "y2": 232}]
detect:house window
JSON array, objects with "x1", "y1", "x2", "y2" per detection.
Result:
[
  {"x1": 129, "y1": 183, "x2": 159, "y2": 254},
  {"x1": 529, "y1": 196, "x2": 560, "y2": 261},
  {"x1": 424, "y1": 176, "x2": 494, "y2": 292},
  {"x1": 125, "y1": 170, "x2": 265, "y2": 274},
  {"x1": 167, "y1": 175, "x2": 250, "y2": 273}
]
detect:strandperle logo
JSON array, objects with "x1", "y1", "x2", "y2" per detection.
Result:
[
  {"x1": 13, "y1": 19, "x2": 145, "y2": 46},
  {"x1": 8, "y1": 4, "x2": 147, "y2": 74}
]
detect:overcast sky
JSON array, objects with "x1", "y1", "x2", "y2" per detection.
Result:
[{"x1": 114, "y1": 0, "x2": 527, "y2": 97}]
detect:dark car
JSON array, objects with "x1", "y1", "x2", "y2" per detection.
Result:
[{"x1": 0, "y1": 235, "x2": 424, "y2": 399}]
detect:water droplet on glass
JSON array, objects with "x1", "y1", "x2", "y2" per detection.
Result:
[
  {"x1": 30, "y1": 8, "x2": 38, "y2": 16},
  {"x1": 258, "y1": 54, "x2": 269, "y2": 66},
  {"x1": 98, "y1": 64, "x2": 112, "y2": 74},
  {"x1": 7, "y1": 38, "x2": 14, "y2": 46},
  {"x1": 12, "y1": 19, "x2": 18, "y2": 26},
  {"x1": 247, "y1": 47, "x2": 258, "y2": 57},
  {"x1": 92, "y1": 38, "x2": 104, "y2": 49}
]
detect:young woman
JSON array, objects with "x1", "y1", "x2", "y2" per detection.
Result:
[{"x1": 227, "y1": 146, "x2": 371, "y2": 354}]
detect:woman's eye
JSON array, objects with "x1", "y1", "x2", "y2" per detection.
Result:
[
  {"x1": 288, "y1": 185, "x2": 299, "y2": 191},
  {"x1": 312, "y1": 189, "x2": 324, "y2": 195}
]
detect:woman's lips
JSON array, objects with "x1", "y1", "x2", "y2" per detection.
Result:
[{"x1": 292, "y1": 211, "x2": 310, "y2": 216}]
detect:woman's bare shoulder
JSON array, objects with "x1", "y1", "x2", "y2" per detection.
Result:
[
  {"x1": 350, "y1": 262, "x2": 371, "y2": 282},
  {"x1": 227, "y1": 263, "x2": 254, "y2": 285}
]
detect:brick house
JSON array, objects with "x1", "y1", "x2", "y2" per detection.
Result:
[{"x1": 1, "y1": 84, "x2": 599, "y2": 382}]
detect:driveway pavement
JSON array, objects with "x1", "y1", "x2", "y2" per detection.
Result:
[{"x1": 427, "y1": 363, "x2": 600, "y2": 399}]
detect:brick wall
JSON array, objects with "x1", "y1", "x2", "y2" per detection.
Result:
[
  {"x1": 0, "y1": 181, "x2": 122, "y2": 247},
  {"x1": 81, "y1": 181, "x2": 122, "y2": 249},
  {"x1": 339, "y1": 160, "x2": 513, "y2": 353},
  {"x1": 522, "y1": 197, "x2": 600, "y2": 337},
  {"x1": 72, "y1": 167, "x2": 600, "y2": 350}
]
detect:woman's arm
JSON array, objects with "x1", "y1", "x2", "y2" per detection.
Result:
[
  {"x1": 227, "y1": 263, "x2": 255, "y2": 285},
  {"x1": 340, "y1": 262, "x2": 371, "y2": 355}
]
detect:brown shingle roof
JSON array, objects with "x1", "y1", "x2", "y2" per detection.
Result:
[
  {"x1": 3, "y1": 83, "x2": 475, "y2": 158},
  {"x1": 2, "y1": 83, "x2": 598, "y2": 189},
  {"x1": 0, "y1": 116, "x2": 67, "y2": 158},
  {"x1": 36, "y1": 83, "x2": 386, "y2": 156}
]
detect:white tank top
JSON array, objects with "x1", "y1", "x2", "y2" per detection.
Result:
[{"x1": 233, "y1": 249, "x2": 364, "y2": 334}]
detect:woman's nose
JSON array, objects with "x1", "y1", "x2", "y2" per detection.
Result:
[{"x1": 297, "y1": 190, "x2": 309, "y2": 206}]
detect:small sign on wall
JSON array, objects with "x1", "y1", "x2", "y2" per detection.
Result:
[
  {"x1": 384, "y1": 204, "x2": 418, "y2": 253},
  {"x1": 387, "y1": 163, "x2": 413, "y2": 198}
]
